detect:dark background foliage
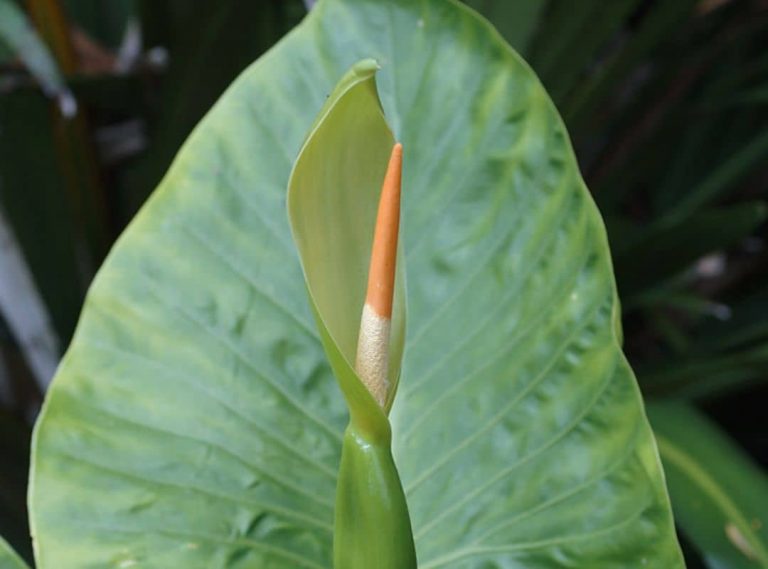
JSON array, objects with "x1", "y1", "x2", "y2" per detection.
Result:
[{"x1": 1, "y1": 0, "x2": 766, "y2": 567}]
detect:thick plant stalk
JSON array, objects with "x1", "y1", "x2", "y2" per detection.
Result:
[
  {"x1": 335, "y1": 427, "x2": 416, "y2": 569},
  {"x1": 334, "y1": 142, "x2": 417, "y2": 569}
]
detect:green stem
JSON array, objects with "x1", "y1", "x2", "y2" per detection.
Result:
[{"x1": 334, "y1": 425, "x2": 417, "y2": 569}]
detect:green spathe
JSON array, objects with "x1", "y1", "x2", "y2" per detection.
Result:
[
  {"x1": 28, "y1": 0, "x2": 684, "y2": 567},
  {"x1": 287, "y1": 59, "x2": 406, "y2": 426},
  {"x1": 287, "y1": 59, "x2": 414, "y2": 568}
]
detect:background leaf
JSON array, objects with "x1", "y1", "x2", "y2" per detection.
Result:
[
  {"x1": 461, "y1": 0, "x2": 547, "y2": 55},
  {"x1": 0, "y1": 0, "x2": 70, "y2": 104},
  {"x1": 649, "y1": 402, "x2": 768, "y2": 569},
  {"x1": 0, "y1": 411, "x2": 32, "y2": 565},
  {"x1": 614, "y1": 202, "x2": 767, "y2": 300},
  {"x1": 0, "y1": 535, "x2": 29, "y2": 569},
  {"x1": 0, "y1": 207, "x2": 61, "y2": 393},
  {"x1": 126, "y1": 0, "x2": 306, "y2": 213},
  {"x1": 0, "y1": 90, "x2": 87, "y2": 346}
]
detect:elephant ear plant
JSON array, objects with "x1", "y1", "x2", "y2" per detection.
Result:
[{"x1": 8, "y1": 0, "x2": 686, "y2": 567}]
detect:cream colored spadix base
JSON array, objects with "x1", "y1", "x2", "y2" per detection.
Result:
[{"x1": 355, "y1": 304, "x2": 391, "y2": 408}]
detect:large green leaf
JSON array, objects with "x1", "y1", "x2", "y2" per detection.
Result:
[
  {"x1": 30, "y1": 0, "x2": 683, "y2": 567},
  {"x1": 0, "y1": 536, "x2": 28, "y2": 569},
  {"x1": 649, "y1": 403, "x2": 768, "y2": 569}
]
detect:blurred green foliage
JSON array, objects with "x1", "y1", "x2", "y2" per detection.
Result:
[{"x1": 0, "y1": 0, "x2": 766, "y2": 567}]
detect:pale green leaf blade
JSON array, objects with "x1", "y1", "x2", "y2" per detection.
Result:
[
  {"x1": 30, "y1": 0, "x2": 683, "y2": 567},
  {"x1": 662, "y1": 129, "x2": 768, "y2": 225},
  {"x1": 0, "y1": 536, "x2": 28, "y2": 569},
  {"x1": 649, "y1": 403, "x2": 768, "y2": 569}
]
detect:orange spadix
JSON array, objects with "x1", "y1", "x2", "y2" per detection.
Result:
[{"x1": 355, "y1": 142, "x2": 402, "y2": 408}]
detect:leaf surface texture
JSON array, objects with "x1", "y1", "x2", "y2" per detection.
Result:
[{"x1": 30, "y1": 0, "x2": 683, "y2": 567}]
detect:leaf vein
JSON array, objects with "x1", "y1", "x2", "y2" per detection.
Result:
[
  {"x1": 421, "y1": 505, "x2": 648, "y2": 568},
  {"x1": 61, "y1": 400, "x2": 335, "y2": 509},
  {"x1": 138, "y1": 282, "x2": 344, "y2": 444},
  {"x1": 406, "y1": 299, "x2": 608, "y2": 494},
  {"x1": 71, "y1": 520, "x2": 328, "y2": 569},
  {"x1": 400, "y1": 183, "x2": 583, "y2": 410},
  {"x1": 181, "y1": 223, "x2": 317, "y2": 340},
  {"x1": 52, "y1": 449, "x2": 333, "y2": 531},
  {"x1": 83, "y1": 340, "x2": 339, "y2": 480},
  {"x1": 413, "y1": 330, "x2": 619, "y2": 539}
]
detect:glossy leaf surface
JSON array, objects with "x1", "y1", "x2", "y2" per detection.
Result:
[
  {"x1": 649, "y1": 403, "x2": 768, "y2": 569},
  {"x1": 31, "y1": 0, "x2": 683, "y2": 567}
]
